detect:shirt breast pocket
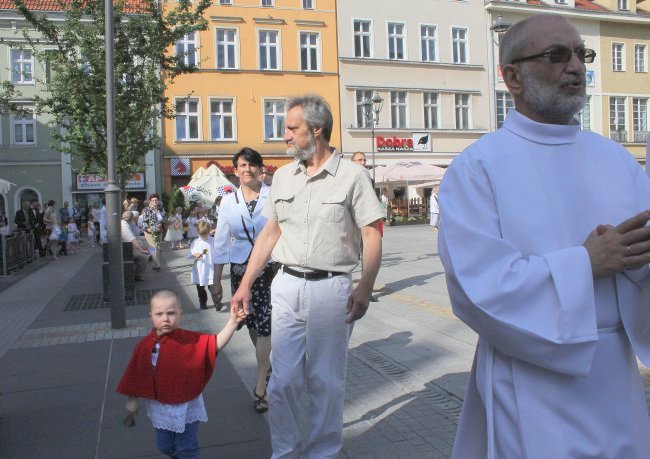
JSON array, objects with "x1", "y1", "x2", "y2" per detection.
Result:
[
  {"x1": 321, "y1": 194, "x2": 347, "y2": 223},
  {"x1": 274, "y1": 192, "x2": 295, "y2": 223}
]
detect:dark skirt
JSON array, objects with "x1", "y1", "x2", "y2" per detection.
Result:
[{"x1": 230, "y1": 262, "x2": 279, "y2": 337}]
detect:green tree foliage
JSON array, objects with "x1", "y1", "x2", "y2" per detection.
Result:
[
  {"x1": 4, "y1": 0, "x2": 210, "y2": 186},
  {"x1": 163, "y1": 186, "x2": 185, "y2": 215}
]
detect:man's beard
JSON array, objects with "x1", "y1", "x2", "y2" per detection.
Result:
[
  {"x1": 519, "y1": 65, "x2": 586, "y2": 124},
  {"x1": 286, "y1": 133, "x2": 316, "y2": 161}
]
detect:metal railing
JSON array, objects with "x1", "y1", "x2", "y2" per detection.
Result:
[
  {"x1": 610, "y1": 130, "x2": 628, "y2": 142},
  {"x1": 0, "y1": 230, "x2": 35, "y2": 276},
  {"x1": 633, "y1": 131, "x2": 648, "y2": 143}
]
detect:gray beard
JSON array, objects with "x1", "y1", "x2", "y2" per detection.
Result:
[
  {"x1": 286, "y1": 136, "x2": 317, "y2": 161},
  {"x1": 520, "y1": 66, "x2": 586, "y2": 124}
]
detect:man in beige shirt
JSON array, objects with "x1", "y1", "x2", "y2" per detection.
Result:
[{"x1": 231, "y1": 94, "x2": 383, "y2": 458}]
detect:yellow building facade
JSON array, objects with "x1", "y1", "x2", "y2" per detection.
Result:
[
  {"x1": 162, "y1": 0, "x2": 339, "y2": 191},
  {"x1": 599, "y1": 13, "x2": 650, "y2": 161}
]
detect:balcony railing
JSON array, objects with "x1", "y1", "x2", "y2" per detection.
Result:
[
  {"x1": 633, "y1": 131, "x2": 648, "y2": 143},
  {"x1": 610, "y1": 130, "x2": 628, "y2": 142}
]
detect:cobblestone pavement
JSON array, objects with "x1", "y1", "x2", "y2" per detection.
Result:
[{"x1": 2, "y1": 225, "x2": 650, "y2": 459}]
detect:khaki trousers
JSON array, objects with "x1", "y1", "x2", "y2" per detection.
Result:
[{"x1": 144, "y1": 231, "x2": 160, "y2": 268}]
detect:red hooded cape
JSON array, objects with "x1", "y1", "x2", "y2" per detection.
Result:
[{"x1": 116, "y1": 328, "x2": 217, "y2": 404}]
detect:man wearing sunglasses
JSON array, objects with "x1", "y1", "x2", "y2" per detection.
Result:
[{"x1": 439, "y1": 14, "x2": 650, "y2": 459}]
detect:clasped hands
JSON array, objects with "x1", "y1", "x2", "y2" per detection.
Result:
[{"x1": 584, "y1": 210, "x2": 650, "y2": 278}]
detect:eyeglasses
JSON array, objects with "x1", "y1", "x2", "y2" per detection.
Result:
[{"x1": 510, "y1": 46, "x2": 596, "y2": 65}]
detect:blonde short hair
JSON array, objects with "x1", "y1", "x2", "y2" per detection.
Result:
[{"x1": 197, "y1": 219, "x2": 211, "y2": 236}]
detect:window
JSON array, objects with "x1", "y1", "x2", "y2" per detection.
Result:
[
  {"x1": 421, "y1": 25, "x2": 437, "y2": 62},
  {"x1": 619, "y1": 0, "x2": 628, "y2": 10},
  {"x1": 175, "y1": 99, "x2": 200, "y2": 141},
  {"x1": 12, "y1": 110, "x2": 35, "y2": 144},
  {"x1": 303, "y1": 0, "x2": 314, "y2": 8},
  {"x1": 219, "y1": 0, "x2": 232, "y2": 4},
  {"x1": 264, "y1": 99, "x2": 285, "y2": 140},
  {"x1": 612, "y1": 43, "x2": 624, "y2": 71},
  {"x1": 554, "y1": 0, "x2": 567, "y2": 4},
  {"x1": 390, "y1": 91, "x2": 407, "y2": 129},
  {"x1": 633, "y1": 98, "x2": 648, "y2": 142},
  {"x1": 176, "y1": 32, "x2": 198, "y2": 67},
  {"x1": 259, "y1": 30, "x2": 280, "y2": 70},
  {"x1": 579, "y1": 96, "x2": 592, "y2": 131},
  {"x1": 353, "y1": 20, "x2": 372, "y2": 58},
  {"x1": 216, "y1": 29, "x2": 237, "y2": 69},
  {"x1": 423, "y1": 92, "x2": 439, "y2": 129},
  {"x1": 455, "y1": 94, "x2": 471, "y2": 129},
  {"x1": 11, "y1": 49, "x2": 33, "y2": 84},
  {"x1": 261, "y1": 0, "x2": 273, "y2": 6},
  {"x1": 388, "y1": 22, "x2": 405, "y2": 60},
  {"x1": 210, "y1": 98, "x2": 234, "y2": 141},
  {"x1": 355, "y1": 89, "x2": 372, "y2": 128},
  {"x1": 452, "y1": 28, "x2": 468, "y2": 64},
  {"x1": 635, "y1": 44, "x2": 646, "y2": 73},
  {"x1": 496, "y1": 91, "x2": 514, "y2": 129},
  {"x1": 610, "y1": 96, "x2": 627, "y2": 142},
  {"x1": 300, "y1": 32, "x2": 319, "y2": 71}
]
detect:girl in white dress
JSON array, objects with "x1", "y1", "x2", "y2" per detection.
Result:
[
  {"x1": 188, "y1": 220, "x2": 215, "y2": 309},
  {"x1": 67, "y1": 218, "x2": 80, "y2": 253},
  {"x1": 86, "y1": 215, "x2": 96, "y2": 248},
  {"x1": 186, "y1": 208, "x2": 199, "y2": 241},
  {"x1": 164, "y1": 207, "x2": 184, "y2": 249}
]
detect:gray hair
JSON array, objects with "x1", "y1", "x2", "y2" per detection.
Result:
[
  {"x1": 499, "y1": 14, "x2": 571, "y2": 69},
  {"x1": 287, "y1": 94, "x2": 333, "y2": 142},
  {"x1": 121, "y1": 210, "x2": 133, "y2": 222}
]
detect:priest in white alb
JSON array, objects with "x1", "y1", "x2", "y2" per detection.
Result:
[{"x1": 439, "y1": 14, "x2": 650, "y2": 458}]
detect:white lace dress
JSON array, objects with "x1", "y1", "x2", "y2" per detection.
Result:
[{"x1": 145, "y1": 342, "x2": 208, "y2": 433}]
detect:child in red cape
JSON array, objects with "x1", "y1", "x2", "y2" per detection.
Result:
[{"x1": 116, "y1": 289, "x2": 245, "y2": 458}]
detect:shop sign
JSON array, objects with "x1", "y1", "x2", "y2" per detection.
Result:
[
  {"x1": 76, "y1": 173, "x2": 145, "y2": 190},
  {"x1": 170, "y1": 157, "x2": 190, "y2": 176},
  {"x1": 376, "y1": 133, "x2": 432, "y2": 152}
]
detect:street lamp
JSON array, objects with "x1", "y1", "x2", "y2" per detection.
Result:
[
  {"x1": 361, "y1": 91, "x2": 384, "y2": 184},
  {"x1": 489, "y1": 15, "x2": 511, "y2": 131}
]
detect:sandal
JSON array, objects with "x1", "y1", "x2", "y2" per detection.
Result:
[{"x1": 253, "y1": 390, "x2": 268, "y2": 413}]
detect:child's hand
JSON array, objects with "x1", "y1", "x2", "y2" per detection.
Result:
[{"x1": 232, "y1": 307, "x2": 247, "y2": 324}]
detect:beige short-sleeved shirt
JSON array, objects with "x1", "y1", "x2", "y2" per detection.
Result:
[{"x1": 263, "y1": 151, "x2": 384, "y2": 273}]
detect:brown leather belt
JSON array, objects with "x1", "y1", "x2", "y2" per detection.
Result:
[{"x1": 282, "y1": 265, "x2": 345, "y2": 280}]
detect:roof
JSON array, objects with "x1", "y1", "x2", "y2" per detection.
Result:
[
  {"x1": 0, "y1": 0, "x2": 149, "y2": 14},
  {"x1": 574, "y1": 0, "x2": 610, "y2": 12}
]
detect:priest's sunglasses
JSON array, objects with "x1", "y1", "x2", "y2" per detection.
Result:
[{"x1": 510, "y1": 46, "x2": 596, "y2": 65}]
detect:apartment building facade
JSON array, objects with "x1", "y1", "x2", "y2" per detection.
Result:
[
  {"x1": 485, "y1": 0, "x2": 650, "y2": 162},
  {"x1": 336, "y1": 0, "x2": 492, "y2": 175},
  {"x1": 162, "y1": 0, "x2": 340, "y2": 192},
  {"x1": 0, "y1": 3, "x2": 158, "y2": 230}
]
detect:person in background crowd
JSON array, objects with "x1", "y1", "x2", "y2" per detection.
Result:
[
  {"x1": 86, "y1": 214, "x2": 97, "y2": 249},
  {"x1": 189, "y1": 220, "x2": 215, "y2": 310},
  {"x1": 186, "y1": 208, "x2": 199, "y2": 242},
  {"x1": 142, "y1": 193, "x2": 166, "y2": 271},
  {"x1": 99, "y1": 199, "x2": 107, "y2": 245},
  {"x1": 67, "y1": 217, "x2": 80, "y2": 253},
  {"x1": 91, "y1": 203, "x2": 101, "y2": 244},
  {"x1": 165, "y1": 207, "x2": 185, "y2": 250},
  {"x1": 231, "y1": 95, "x2": 383, "y2": 457},
  {"x1": 71, "y1": 201, "x2": 81, "y2": 228},
  {"x1": 31, "y1": 200, "x2": 45, "y2": 257},
  {"x1": 429, "y1": 192, "x2": 439, "y2": 231},
  {"x1": 43, "y1": 200, "x2": 59, "y2": 259},
  {"x1": 121, "y1": 211, "x2": 149, "y2": 281},
  {"x1": 14, "y1": 201, "x2": 32, "y2": 231},
  {"x1": 438, "y1": 14, "x2": 650, "y2": 458},
  {"x1": 351, "y1": 151, "x2": 367, "y2": 167},
  {"x1": 59, "y1": 201, "x2": 71, "y2": 223}
]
